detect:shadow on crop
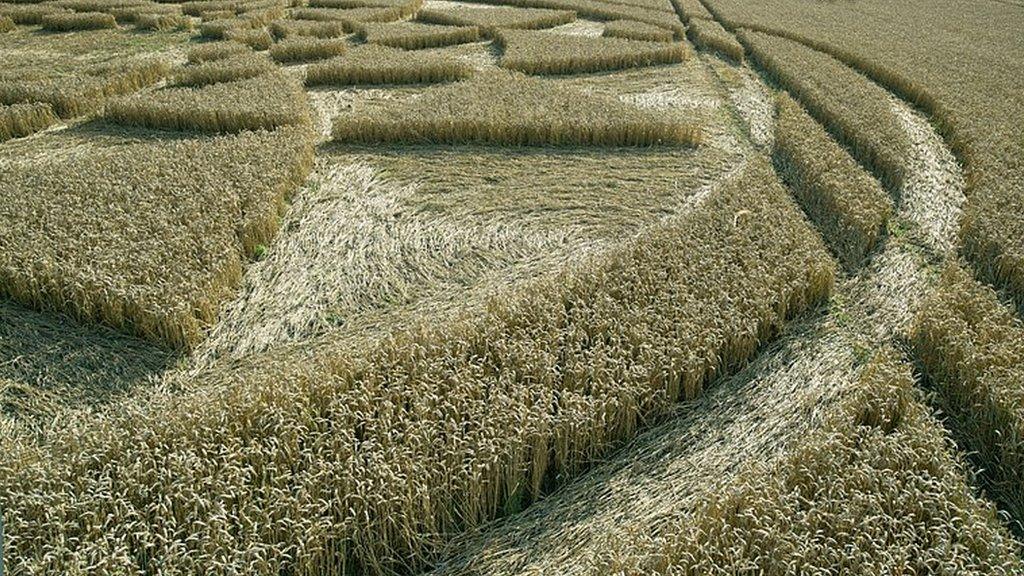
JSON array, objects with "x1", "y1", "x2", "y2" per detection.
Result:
[{"x1": 0, "y1": 299, "x2": 179, "y2": 423}]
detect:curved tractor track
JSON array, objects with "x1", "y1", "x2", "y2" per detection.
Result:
[{"x1": 422, "y1": 24, "x2": 968, "y2": 576}]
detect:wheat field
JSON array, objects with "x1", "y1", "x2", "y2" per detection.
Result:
[{"x1": 1, "y1": 0, "x2": 1023, "y2": 573}]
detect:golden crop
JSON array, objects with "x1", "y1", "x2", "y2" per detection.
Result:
[
  {"x1": 199, "y1": 16, "x2": 252, "y2": 38},
  {"x1": 51, "y1": 0, "x2": 147, "y2": 13},
  {"x1": 457, "y1": 0, "x2": 684, "y2": 39},
  {"x1": 134, "y1": 12, "x2": 192, "y2": 30},
  {"x1": 197, "y1": 7, "x2": 280, "y2": 37},
  {"x1": 495, "y1": 28, "x2": 688, "y2": 75},
  {"x1": 269, "y1": 17, "x2": 347, "y2": 38},
  {"x1": 269, "y1": 36, "x2": 347, "y2": 62},
  {"x1": 187, "y1": 39, "x2": 253, "y2": 63},
  {"x1": 292, "y1": 6, "x2": 411, "y2": 30},
  {"x1": 0, "y1": 58, "x2": 169, "y2": 117},
  {"x1": 632, "y1": 352, "x2": 1024, "y2": 573},
  {"x1": 305, "y1": 43, "x2": 473, "y2": 85},
  {"x1": 106, "y1": 72, "x2": 311, "y2": 133},
  {"x1": 913, "y1": 265, "x2": 1024, "y2": 530},
  {"x1": 0, "y1": 124, "x2": 314, "y2": 351},
  {"x1": 199, "y1": 8, "x2": 235, "y2": 19},
  {"x1": 416, "y1": 5, "x2": 576, "y2": 37},
  {"x1": 0, "y1": 299, "x2": 176, "y2": 423},
  {"x1": 109, "y1": 2, "x2": 183, "y2": 19},
  {"x1": 699, "y1": 0, "x2": 1024, "y2": 310},
  {"x1": 600, "y1": 0, "x2": 673, "y2": 14},
  {"x1": 686, "y1": 17, "x2": 742, "y2": 61},
  {"x1": 738, "y1": 29, "x2": 911, "y2": 191},
  {"x1": 223, "y1": 26, "x2": 273, "y2": 49},
  {"x1": 355, "y1": 20, "x2": 481, "y2": 50},
  {"x1": 0, "y1": 158, "x2": 834, "y2": 573},
  {"x1": 105, "y1": 3, "x2": 186, "y2": 24},
  {"x1": 40, "y1": 10, "x2": 117, "y2": 30},
  {"x1": 4, "y1": 2, "x2": 1019, "y2": 572},
  {"x1": 0, "y1": 102, "x2": 56, "y2": 142},
  {"x1": 182, "y1": 0, "x2": 238, "y2": 16},
  {"x1": 238, "y1": 5, "x2": 285, "y2": 25},
  {"x1": 172, "y1": 52, "x2": 274, "y2": 86},
  {"x1": 237, "y1": 0, "x2": 288, "y2": 11},
  {"x1": 309, "y1": 0, "x2": 423, "y2": 13},
  {"x1": 332, "y1": 70, "x2": 701, "y2": 146},
  {"x1": 668, "y1": 0, "x2": 711, "y2": 22},
  {"x1": 184, "y1": 0, "x2": 285, "y2": 17},
  {"x1": 774, "y1": 93, "x2": 892, "y2": 270},
  {"x1": 962, "y1": 196, "x2": 1024, "y2": 312},
  {"x1": 602, "y1": 19, "x2": 675, "y2": 42},
  {"x1": 699, "y1": 0, "x2": 1024, "y2": 535},
  {"x1": 0, "y1": 4, "x2": 69, "y2": 25}
]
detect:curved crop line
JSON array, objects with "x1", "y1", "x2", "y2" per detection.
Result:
[
  {"x1": 692, "y1": 0, "x2": 1024, "y2": 318},
  {"x1": 686, "y1": 1, "x2": 1024, "y2": 543},
  {"x1": 693, "y1": 0, "x2": 973, "y2": 187},
  {"x1": 425, "y1": 89, "x2": 975, "y2": 575}
]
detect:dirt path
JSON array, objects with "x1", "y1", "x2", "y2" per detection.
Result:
[{"x1": 424, "y1": 46, "x2": 966, "y2": 576}]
